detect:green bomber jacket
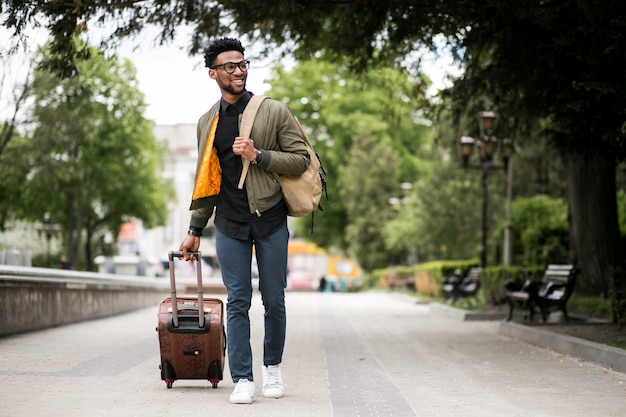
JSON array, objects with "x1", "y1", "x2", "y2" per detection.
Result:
[{"x1": 188, "y1": 96, "x2": 310, "y2": 229}]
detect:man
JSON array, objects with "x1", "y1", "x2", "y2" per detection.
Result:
[{"x1": 178, "y1": 37, "x2": 310, "y2": 404}]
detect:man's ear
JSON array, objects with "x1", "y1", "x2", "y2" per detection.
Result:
[{"x1": 209, "y1": 69, "x2": 217, "y2": 80}]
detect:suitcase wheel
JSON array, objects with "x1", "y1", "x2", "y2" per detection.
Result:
[
  {"x1": 161, "y1": 360, "x2": 176, "y2": 389},
  {"x1": 208, "y1": 360, "x2": 222, "y2": 389}
]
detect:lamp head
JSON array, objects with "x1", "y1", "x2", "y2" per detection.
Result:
[
  {"x1": 479, "y1": 111, "x2": 496, "y2": 136},
  {"x1": 458, "y1": 136, "x2": 475, "y2": 169}
]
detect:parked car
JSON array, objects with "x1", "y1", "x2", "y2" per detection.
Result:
[{"x1": 287, "y1": 270, "x2": 314, "y2": 291}]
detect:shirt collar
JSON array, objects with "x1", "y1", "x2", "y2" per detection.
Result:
[{"x1": 220, "y1": 91, "x2": 253, "y2": 113}]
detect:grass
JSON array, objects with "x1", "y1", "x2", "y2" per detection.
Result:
[
  {"x1": 388, "y1": 288, "x2": 615, "y2": 318},
  {"x1": 567, "y1": 294, "x2": 613, "y2": 320}
]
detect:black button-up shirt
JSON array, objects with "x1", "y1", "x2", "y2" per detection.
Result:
[{"x1": 213, "y1": 91, "x2": 287, "y2": 240}]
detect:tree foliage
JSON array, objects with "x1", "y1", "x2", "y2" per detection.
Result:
[
  {"x1": 511, "y1": 195, "x2": 569, "y2": 267},
  {"x1": 339, "y1": 130, "x2": 402, "y2": 271},
  {"x1": 266, "y1": 59, "x2": 429, "y2": 268},
  {"x1": 0, "y1": 54, "x2": 34, "y2": 229},
  {"x1": 21, "y1": 40, "x2": 170, "y2": 269},
  {"x1": 0, "y1": 126, "x2": 32, "y2": 230},
  {"x1": 4, "y1": 2, "x2": 626, "y2": 154},
  {"x1": 385, "y1": 158, "x2": 499, "y2": 264}
]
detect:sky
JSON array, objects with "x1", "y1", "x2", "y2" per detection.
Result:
[
  {"x1": 1, "y1": 25, "x2": 459, "y2": 126},
  {"x1": 116, "y1": 37, "x2": 274, "y2": 126},
  {"x1": 118, "y1": 40, "x2": 458, "y2": 126},
  {"x1": 102, "y1": 27, "x2": 458, "y2": 125}
]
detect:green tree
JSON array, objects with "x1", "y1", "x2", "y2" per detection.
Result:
[
  {"x1": 23, "y1": 40, "x2": 170, "y2": 269},
  {"x1": 267, "y1": 59, "x2": 429, "y2": 256},
  {"x1": 384, "y1": 158, "x2": 496, "y2": 264},
  {"x1": 0, "y1": 55, "x2": 34, "y2": 229},
  {"x1": 339, "y1": 129, "x2": 402, "y2": 271},
  {"x1": 0, "y1": 126, "x2": 32, "y2": 230},
  {"x1": 510, "y1": 195, "x2": 569, "y2": 267}
]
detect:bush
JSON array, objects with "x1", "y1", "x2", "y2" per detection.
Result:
[
  {"x1": 510, "y1": 195, "x2": 569, "y2": 266},
  {"x1": 364, "y1": 259, "x2": 480, "y2": 297}
]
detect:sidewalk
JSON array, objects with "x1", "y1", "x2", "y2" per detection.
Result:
[
  {"x1": 0, "y1": 291, "x2": 624, "y2": 417},
  {"x1": 430, "y1": 300, "x2": 626, "y2": 372}
]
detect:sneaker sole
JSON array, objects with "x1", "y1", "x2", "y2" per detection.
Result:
[
  {"x1": 262, "y1": 390, "x2": 284, "y2": 399},
  {"x1": 229, "y1": 396, "x2": 253, "y2": 404}
]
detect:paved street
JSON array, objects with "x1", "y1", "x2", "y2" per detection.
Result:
[{"x1": 1, "y1": 291, "x2": 624, "y2": 417}]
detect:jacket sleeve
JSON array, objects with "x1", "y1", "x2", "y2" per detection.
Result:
[
  {"x1": 256, "y1": 101, "x2": 310, "y2": 175},
  {"x1": 189, "y1": 206, "x2": 215, "y2": 229}
]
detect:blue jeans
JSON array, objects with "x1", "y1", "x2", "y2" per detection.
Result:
[{"x1": 216, "y1": 220, "x2": 288, "y2": 382}]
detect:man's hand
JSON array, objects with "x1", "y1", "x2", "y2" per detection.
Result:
[
  {"x1": 233, "y1": 136, "x2": 257, "y2": 161},
  {"x1": 179, "y1": 235, "x2": 200, "y2": 261}
]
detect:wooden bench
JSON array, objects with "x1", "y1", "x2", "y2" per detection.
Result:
[
  {"x1": 504, "y1": 264, "x2": 579, "y2": 322},
  {"x1": 441, "y1": 267, "x2": 481, "y2": 303},
  {"x1": 389, "y1": 274, "x2": 415, "y2": 291}
]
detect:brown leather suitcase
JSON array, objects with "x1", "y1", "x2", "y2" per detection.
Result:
[{"x1": 157, "y1": 251, "x2": 225, "y2": 389}]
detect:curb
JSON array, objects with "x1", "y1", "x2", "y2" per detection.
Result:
[
  {"x1": 429, "y1": 301, "x2": 508, "y2": 321},
  {"x1": 498, "y1": 320, "x2": 626, "y2": 373}
]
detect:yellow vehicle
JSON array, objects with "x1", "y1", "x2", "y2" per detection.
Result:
[{"x1": 287, "y1": 239, "x2": 362, "y2": 291}]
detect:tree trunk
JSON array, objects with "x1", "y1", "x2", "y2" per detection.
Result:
[
  {"x1": 560, "y1": 147, "x2": 619, "y2": 297},
  {"x1": 66, "y1": 186, "x2": 83, "y2": 270},
  {"x1": 85, "y1": 227, "x2": 94, "y2": 272}
]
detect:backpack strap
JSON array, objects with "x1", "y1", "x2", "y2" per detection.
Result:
[{"x1": 237, "y1": 95, "x2": 268, "y2": 189}]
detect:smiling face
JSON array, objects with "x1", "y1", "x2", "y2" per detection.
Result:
[{"x1": 209, "y1": 50, "x2": 248, "y2": 104}]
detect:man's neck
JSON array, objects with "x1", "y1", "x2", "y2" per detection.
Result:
[{"x1": 222, "y1": 91, "x2": 245, "y2": 105}]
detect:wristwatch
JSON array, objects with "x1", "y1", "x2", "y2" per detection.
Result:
[
  {"x1": 251, "y1": 149, "x2": 262, "y2": 164},
  {"x1": 187, "y1": 227, "x2": 202, "y2": 237}
]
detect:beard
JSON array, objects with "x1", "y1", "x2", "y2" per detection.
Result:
[{"x1": 217, "y1": 75, "x2": 246, "y2": 95}]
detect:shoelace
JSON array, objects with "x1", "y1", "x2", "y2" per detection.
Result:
[{"x1": 264, "y1": 368, "x2": 281, "y2": 386}]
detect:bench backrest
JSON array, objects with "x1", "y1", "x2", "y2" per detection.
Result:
[
  {"x1": 465, "y1": 267, "x2": 481, "y2": 280},
  {"x1": 542, "y1": 264, "x2": 576, "y2": 285},
  {"x1": 539, "y1": 264, "x2": 578, "y2": 300}
]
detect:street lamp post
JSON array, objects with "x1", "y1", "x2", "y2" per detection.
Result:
[
  {"x1": 480, "y1": 155, "x2": 489, "y2": 268},
  {"x1": 501, "y1": 139, "x2": 515, "y2": 266},
  {"x1": 457, "y1": 112, "x2": 514, "y2": 268},
  {"x1": 388, "y1": 182, "x2": 417, "y2": 265},
  {"x1": 37, "y1": 212, "x2": 62, "y2": 264}
]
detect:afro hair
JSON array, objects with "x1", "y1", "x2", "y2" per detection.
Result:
[{"x1": 204, "y1": 37, "x2": 245, "y2": 68}]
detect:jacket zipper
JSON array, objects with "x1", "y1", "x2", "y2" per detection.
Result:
[{"x1": 247, "y1": 176, "x2": 262, "y2": 217}]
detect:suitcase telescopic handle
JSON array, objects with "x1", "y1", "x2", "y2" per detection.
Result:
[
  {"x1": 167, "y1": 250, "x2": 204, "y2": 329},
  {"x1": 169, "y1": 250, "x2": 199, "y2": 261}
]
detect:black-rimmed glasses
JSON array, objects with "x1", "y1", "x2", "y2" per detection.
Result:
[{"x1": 211, "y1": 60, "x2": 250, "y2": 74}]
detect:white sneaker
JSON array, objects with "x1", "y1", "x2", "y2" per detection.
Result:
[
  {"x1": 262, "y1": 364, "x2": 284, "y2": 398},
  {"x1": 229, "y1": 379, "x2": 255, "y2": 404}
]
